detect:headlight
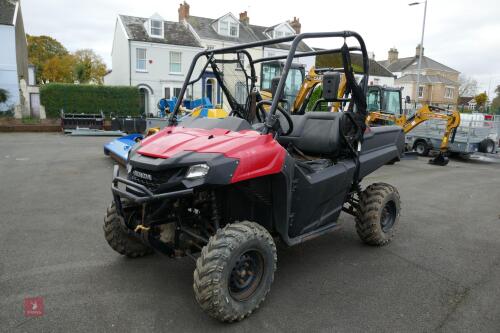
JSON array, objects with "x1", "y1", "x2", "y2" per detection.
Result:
[{"x1": 185, "y1": 164, "x2": 209, "y2": 179}]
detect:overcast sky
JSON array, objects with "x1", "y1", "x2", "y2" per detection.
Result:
[{"x1": 21, "y1": 0, "x2": 500, "y2": 97}]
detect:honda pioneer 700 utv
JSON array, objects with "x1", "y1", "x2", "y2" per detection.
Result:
[{"x1": 104, "y1": 31, "x2": 405, "y2": 322}]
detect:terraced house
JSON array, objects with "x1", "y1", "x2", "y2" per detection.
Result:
[
  {"x1": 380, "y1": 45, "x2": 460, "y2": 109},
  {"x1": 104, "y1": 1, "x2": 313, "y2": 115}
]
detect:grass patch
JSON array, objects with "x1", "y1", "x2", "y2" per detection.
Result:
[{"x1": 21, "y1": 117, "x2": 41, "y2": 124}]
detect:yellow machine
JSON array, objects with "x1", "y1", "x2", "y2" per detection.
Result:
[
  {"x1": 365, "y1": 85, "x2": 461, "y2": 165},
  {"x1": 291, "y1": 67, "x2": 347, "y2": 113}
]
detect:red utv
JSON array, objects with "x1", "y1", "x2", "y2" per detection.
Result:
[{"x1": 104, "y1": 31, "x2": 405, "y2": 322}]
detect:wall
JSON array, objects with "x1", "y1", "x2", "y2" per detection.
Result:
[
  {"x1": 0, "y1": 25, "x2": 19, "y2": 112},
  {"x1": 130, "y1": 41, "x2": 203, "y2": 115},
  {"x1": 14, "y1": 5, "x2": 28, "y2": 85},
  {"x1": 104, "y1": 18, "x2": 131, "y2": 86}
]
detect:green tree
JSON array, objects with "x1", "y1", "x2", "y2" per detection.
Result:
[
  {"x1": 73, "y1": 49, "x2": 107, "y2": 84},
  {"x1": 27, "y1": 35, "x2": 68, "y2": 84},
  {"x1": 491, "y1": 85, "x2": 500, "y2": 114},
  {"x1": 0, "y1": 88, "x2": 8, "y2": 103},
  {"x1": 474, "y1": 92, "x2": 488, "y2": 111},
  {"x1": 42, "y1": 54, "x2": 77, "y2": 83}
]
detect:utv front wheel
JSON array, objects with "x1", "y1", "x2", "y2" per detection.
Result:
[
  {"x1": 103, "y1": 201, "x2": 153, "y2": 258},
  {"x1": 193, "y1": 221, "x2": 277, "y2": 322},
  {"x1": 356, "y1": 183, "x2": 401, "y2": 246}
]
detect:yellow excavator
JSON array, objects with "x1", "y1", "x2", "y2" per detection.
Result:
[
  {"x1": 365, "y1": 85, "x2": 461, "y2": 165},
  {"x1": 287, "y1": 68, "x2": 460, "y2": 165}
]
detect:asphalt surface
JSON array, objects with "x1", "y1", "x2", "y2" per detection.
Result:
[{"x1": 1, "y1": 133, "x2": 500, "y2": 332}]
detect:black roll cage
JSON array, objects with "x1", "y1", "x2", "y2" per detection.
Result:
[{"x1": 169, "y1": 31, "x2": 370, "y2": 130}]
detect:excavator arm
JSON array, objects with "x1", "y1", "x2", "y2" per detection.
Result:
[{"x1": 403, "y1": 105, "x2": 461, "y2": 165}]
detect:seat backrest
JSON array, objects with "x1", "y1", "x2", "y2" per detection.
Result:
[{"x1": 278, "y1": 112, "x2": 342, "y2": 156}]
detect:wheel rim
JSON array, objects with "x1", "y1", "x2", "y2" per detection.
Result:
[
  {"x1": 380, "y1": 201, "x2": 397, "y2": 233},
  {"x1": 487, "y1": 142, "x2": 494, "y2": 153},
  {"x1": 229, "y1": 250, "x2": 264, "y2": 301},
  {"x1": 416, "y1": 143, "x2": 425, "y2": 154}
]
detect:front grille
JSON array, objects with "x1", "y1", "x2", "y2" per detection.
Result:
[{"x1": 128, "y1": 167, "x2": 184, "y2": 192}]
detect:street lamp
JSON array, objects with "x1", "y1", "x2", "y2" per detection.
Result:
[{"x1": 409, "y1": 0, "x2": 427, "y2": 107}]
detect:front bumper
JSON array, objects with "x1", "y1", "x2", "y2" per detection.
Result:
[{"x1": 111, "y1": 165, "x2": 193, "y2": 204}]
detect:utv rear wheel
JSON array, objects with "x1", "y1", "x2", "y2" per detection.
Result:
[
  {"x1": 103, "y1": 201, "x2": 153, "y2": 258},
  {"x1": 356, "y1": 183, "x2": 401, "y2": 246},
  {"x1": 193, "y1": 221, "x2": 277, "y2": 322}
]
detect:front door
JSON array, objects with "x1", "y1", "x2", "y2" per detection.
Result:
[{"x1": 30, "y1": 93, "x2": 40, "y2": 118}]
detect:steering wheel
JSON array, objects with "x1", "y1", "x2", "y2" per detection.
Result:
[{"x1": 255, "y1": 100, "x2": 293, "y2": 136}]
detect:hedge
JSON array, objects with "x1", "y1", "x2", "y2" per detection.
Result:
[{"x1": 40, "y1": 83, "x2": 141, "y2": 118}]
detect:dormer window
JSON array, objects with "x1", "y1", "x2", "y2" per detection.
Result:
[
  {"x1": 150, "y1": 19, "x2": 163, "y2": 38},
  {"x1": 218, "y1": 18, "x2": 239, "y2": 37}
]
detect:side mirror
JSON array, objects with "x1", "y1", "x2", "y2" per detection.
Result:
[
  {"x1": 322, "y1": 72, "x2": 341, "y2": 101},
  {"x1": 405, "y1": 95, "x2": 411, "y2": 104}
]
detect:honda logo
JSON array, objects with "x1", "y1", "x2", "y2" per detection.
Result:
[{"x1": 132, "y1": 170, "x2": 153, "y2": 181}]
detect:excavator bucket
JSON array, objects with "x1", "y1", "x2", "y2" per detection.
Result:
[{"x1": 428, "y1": 153, "x2": 449, "y2": 166}]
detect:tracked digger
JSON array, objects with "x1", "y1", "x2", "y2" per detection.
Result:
[{"x1": 365, "y1": 85, "x2": 461, "y2": 166}]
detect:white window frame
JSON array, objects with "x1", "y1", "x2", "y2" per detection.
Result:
[
  {"x1": 274, "y1": 30, "x2": 284, "y2": 38},
  {"x1": 236, "y1": 53, "x2": 245, "y2": 70},
  {"x1": 169, "y1": 51, "x2": 182, "y2": 74},
  {"x1": 418, "y1": 85, "x2": 424, "y2": 98},
  {"x1": 229, "y1": 22, "x2": 238, "y2": 37},
  {"x1": 219, "y1": 20, "x2": 229, "y2": 35},
  {"x1": 445, "y1": 86, "x2": 454, "y2": 99},
  {"x1": 206, "y1": 45, "x2": 215, "y2": 50},
  {"x1": 136, "y1": 48, "x2": 147, "y2": 72},
  {"x1": 150, "y1": 19, "x2": 163, "y2": 38}
]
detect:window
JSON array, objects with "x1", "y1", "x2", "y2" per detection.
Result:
[
  {"x1": 445, "y1": 87, "x2": 454, "y2": 99},
  {"x1": 219, "y1": 20, "x2": 229, "y2": 35},
  {"x1": 275, "y1": 31, "x2": 284, "y2": 38},
  {"x1": 230, "y1": 22, "x2": 238, "y2": 37},
  {"x1": 219, "y1": 19, "x2": 238, "y2": 37},
  {"x1": 384, "y1": 90, "x2": 402, "y2": 115},
  {"x1": 136, "y1": 48, "x2": 147, "y2": 71},
  {"x1": 367, "y1": 89, "x2": 381, "y2": 111},
  {"x1": 236, "y1": 53, "x2": 245, "y2": 70},
  {"x1": 207, "y1": 45, "x2": 215, "y2": 50},
  {"x1": 150, "y1": 20, "x2": 163, "y2": 37},
  {"x1": 173, "y1": 88, "x2": 182, "y2": 98},
  {"x1": 418, "y1": 86, "x2": 424, "y2": 98},
  {"x1": 164, "y1": 87, "x2": 171, "y2": 99},
  {"x1": 169, "y1": 51, "x2": 182, "y2": 73},
  {"x1": 235, "y1": 82, "x2": 247, "y2": 104}
]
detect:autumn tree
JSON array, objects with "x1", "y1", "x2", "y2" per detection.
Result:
[
  {"x1": 27, "y1": 35, "x2": 68, "y2": 83},
  {"x1": 73, "y1": 49, "x2": 107, "y2": 84},
  {"x1": 42, "y1": 54, "x2": 77, "y2": 83},
  {"x1": 474, "y1": 92, "x2": 488, "y2": 111}
]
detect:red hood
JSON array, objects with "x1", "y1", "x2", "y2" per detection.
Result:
[
  {"x1": 138, "y1": 126, "x2": 272, "y2": 158},
  {"x1": 136, "y1": 126, "x2": 286, "y2": 183}
]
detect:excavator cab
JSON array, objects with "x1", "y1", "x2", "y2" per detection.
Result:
[{"x1": 366, "y1": 86, "x2": 404, "y2": 126}]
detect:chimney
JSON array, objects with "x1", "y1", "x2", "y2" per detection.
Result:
[
  {"x1": 388, "y1": 47, "x2": 398, "y2": 64},
  {"x1": 416, "y1": 44, "x2": 424, "y2": 57},
  {"x1": 289, "y1": 17, "x2": 301, "y2": 34},
  {"x1": 239, "y1": 11, "x2": 249, "y2": 24},
  {"x1": 178, "y1": 1, "x2": 190, "y2": 22}
]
